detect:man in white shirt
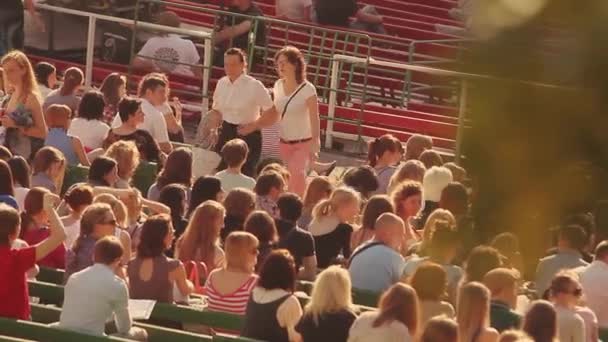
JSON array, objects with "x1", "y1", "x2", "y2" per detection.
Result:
[
  {"x1": 59, "y1": 236, "x2": 147, "y2": 340},
  {"x1": 133, "y1": 11, "x2": 202, "y2": 78},
  {"x1": 349, "y1": 213, "x2": 406, "y2": 293},
  {"x1": 112, "y1": 75, "x2": 173, "y2": 154},
  {"x1": 579, "y1": 240, "x2": 608, "y2": 329},
  {"x1": 210, "y1": 48, "x2": 277, "y2": 176}
]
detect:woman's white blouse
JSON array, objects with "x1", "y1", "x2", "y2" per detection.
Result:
[{"x1": 273, "y1": 80, "x2": 317, "y2": 141}]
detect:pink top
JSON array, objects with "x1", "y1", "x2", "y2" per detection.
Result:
[
  {"x1": 205, "y1": 273, "x2": 258, "y2": 315},
  {"x1": 22, "y1": 227, "x2": 66, "y2": 269}
]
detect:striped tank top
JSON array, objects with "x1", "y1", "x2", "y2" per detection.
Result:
[{"x1": 205, "y1": 273, "x2": 258, "y2": 315}]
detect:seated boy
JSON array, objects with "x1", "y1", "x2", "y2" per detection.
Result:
[
  {"x1": 215, "y1": 138, "x2": 256, "y2": 192},
  {"x1": 275, "y1": 192, "x2": 317, "y2": 280},
  {"x1": 60, "y1": 236, "x2": 147, "y2": 340},
  {"x1": 254, "y1": 170, "x2": 285, "y2": 219},
  {"x1": 0, "y1": 193, "x2": 66, "y2": 319}
]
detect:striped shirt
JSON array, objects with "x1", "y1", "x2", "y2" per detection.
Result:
[
  {"x1": 204, "y1": 273, "x2": 258, "y2": 315},
  {"x1": 261, "y1": 122, "x2": 281, "y2": 160}
]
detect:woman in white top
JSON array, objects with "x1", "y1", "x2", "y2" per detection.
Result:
[
  {"x1": 272, "y1": 46, "x2": 320, "y2": 196},
  {"x1": 348, "y1": 283, "x2": 420, "y2": 342},
  {"x1": 242, "y1": 249, "x2": 303, "y2": 342},
  {"x1": 68, "y1": 90, "x2": 110, "y2": 151}
]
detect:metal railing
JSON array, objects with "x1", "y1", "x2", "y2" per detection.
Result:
[{"x1": 35, "y1": 2, "x2": 214, "y2": 112}]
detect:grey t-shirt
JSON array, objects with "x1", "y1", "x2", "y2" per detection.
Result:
[
  {"x1": 215, "y1": 170, "x2": 256, "y2": 192},
  {"x1": 43, "y1": 89, "x2": 80, "y2": 114}
]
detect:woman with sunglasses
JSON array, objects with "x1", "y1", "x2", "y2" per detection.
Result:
[{"x1": 550, "y1": 272, "x2": 597, "y2": 342}]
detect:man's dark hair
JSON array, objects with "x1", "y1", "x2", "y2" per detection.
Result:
[
  {"x1": 258, "y1": 249, "x2": 296, "y2": 292},
  {"x1": 224, "y1": 48, "x2": 246, "y2": 63},
  {"x1": 78, "y1": 90, "x2": 106, "y2": 121},
  {"x1": 342, "y1": 166, "x2": 379, "y2": 198},
  {"x1": 118, "y1": 97, "x2": 142, "y2": 123},
  {"x1": 94, "y1": 236, "x2": 124, "y2": 265},
  {"x1": 559, "y1": 225, "x2": 588, "y2": 250},
  {"x1": 277, "y1": 193, "x2": 303, "y2": 222},
  {"x1": 254, "y1": 171, "x2": 284, "y2": 196}
]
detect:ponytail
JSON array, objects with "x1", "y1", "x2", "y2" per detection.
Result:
[
  {"x1": 368, "y1": 138, "x2": 380, "y2": 167},
  {"x1": 367, "y1": 134, "x2": 402, "y2": 168},
  {"x1": 312, "y1": 199, "x2": 334, "y2": 219}
]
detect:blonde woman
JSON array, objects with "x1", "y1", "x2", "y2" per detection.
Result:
[
  {"x1": 298, "y1": 176, "x2": 333, "y2": 229},
  {"x1": 413, "y1": 208, "x2": 456, "y2": 256},
  {"x1": 308, "y1": 187, "x2": 361, "y2": 268},
  {"x1": 391, "y1": 181, "x2": 423, "y2": 252},
  {"x1": 93, "y1": 193, "x2": 132, "y2": 264},
  {"x1": 457, "y1": 282, "x2": 499, "y2": 342},
  {"x1": 1, "y1": 51, "x2": 47, "y2": 159},
  {"x1": 295, "y1": 266, "x2": 357, "y2": 342},
  {"x1": 348, "y1": 283, "x2": 419, "y2": 342},
  {"x1": 105, "y1": 140, "x2": 140, "y2": 189},
  {"x1": 205, "y1": 231, "x2": 259, "y2": 315},
  {"x1": 387, "y1": 159, "x2": 426, "y2": 194},
  {"x1": 175, "y1": 200, "x2": 226, "y2": 272}
]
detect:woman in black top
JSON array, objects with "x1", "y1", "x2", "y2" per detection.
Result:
[
  {"x1": 307, "y1": 187, "x2": 361, "y2": 268},
  {"x1": 158, "y1": 183, "x2": 188, "y2": 257},
  {"x1": 221, "y1": 188, "x2": 256, "y2": 243},
  {"x1": 296, "y1": 266, "x2": 357, "y2": 342},
  {"x1": 188, "y1": 176, "x2": 224, "y2": 218},
  {"x1": 102, "y1": 97, "x2": 161, "y2": 163},
  {"x1": 244, "y1": 210, "x2": 278, "y2": 271}
]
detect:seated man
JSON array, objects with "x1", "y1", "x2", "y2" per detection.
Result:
[
  {"x1": 60, "y1": 236, "x2": 147, "y2": 340},
  {"x1": 349, "y1": 213, "x2": 405, "y2": 293},
  {"x1": 133, "y1": 11, "x2": 202, "y2": 78},
  {"x1": 483, "y1": 268, "x2": 522, "y2": 333},
  {"x1": 213, "y1": 0, "x2": 266, "y2": 66},
  {"x1": 315, "y1": 0, "x2": 385, "y2": 34}
]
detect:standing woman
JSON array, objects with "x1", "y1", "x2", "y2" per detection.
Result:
[
  {"x1": 1, "y1": 51, "x2": 47, "y2": 159},
  {"x1": 99, "y1": 73, "x2": 126, "y2": 124},
  {"x1": 273, "y1": 46, "x2": 320, "y2": 197},
  {"x1": 457, "y1": 282, "x2": 499, "y2": 342}
]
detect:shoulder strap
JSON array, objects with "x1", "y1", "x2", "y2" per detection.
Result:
[
  {"x1": 347, "y1": 241, "x2": 385, "y2": 267},
  {"x1": 281, "y1": 82, "x2": 307, "y2": 119}
]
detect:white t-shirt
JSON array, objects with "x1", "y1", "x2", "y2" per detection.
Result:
[
  {"x1": 68, "y1": 118, "x2": 110, "y2": 150},
  {"x1": 273, "y1": 80, "x2": 316, "y2": 141},
  {"x1": 112, "y1": 99, "x2": 170, "y2": 144},
  {"x1": 137, "y1": 34, "x2": 200, "y2": 77},
  {"x1": 14, "y1": 186, "x2": 29, "y2": 212},
  {"x1": 276, "y1": 0, "x2": 312, "y2": 21},
  {"x1": 212, "y1": 74, "x2": 274, "y2": 125},
  {"x1": 215, "y1": 170, "x2": 256, "y2": 192}
]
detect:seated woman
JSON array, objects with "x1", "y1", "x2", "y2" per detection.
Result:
[
  {"x1": 93, "y1": 193, "x2": 132, "y2": 266},
  {"x1": 44, "y1": 104, "x2": 90, "y2": 166},
  {"x1": 348, "y1": 283, "x2": 420, "y2": 342},
  {"x1": 8, "y1": 156, "x2": 31, "y2": 210},
  {"x1": 43, "y1": 66, "x2": 83, "y2": 114},
  {"x1": 158, "y1": 184, "x2": 189, "y2": 256},
  {"x1": 296, "y1": 266, "x2": 358, "y2": 342},
  {"x1": 127, "y1": 214, "x2": 193, "y2": 303},
  {"x1": 350, "y1": 195, "x2": 394, "y2": 251},
  {"x1": 368, "y1": 134, "x2": 403, "y2": 195},
  {"x1": 175, "y1": 200, "x2": 226, "y2": 273},
  {"x1": 104, "y1": 140, "x2": 140, "y2": 189},
  {"x1": 99, "y1": 73, "x2": 126, "y2": 124},
  {"x1": 299, "y1": 176, "x2": 333, "y2": 229},
  {"x1": 392, "y1": 181, "x2": 423, "y2": 253},
  {"x1": 244, "y1": 210, "x2": 278, "y2": 271},
  {"x1": 386, "y1": 159, "x2": 426, "y2": 195},
  {"x1": 222, "y1": 188, "x2": 256, "y2": 243},
  {"x1": 65, "y1": 203, "x2": 120, "y2": 280},
  {"x1": 31, "y1": 146, "x2": 65, "y2": 194},
  {"x1": 308, "y1": 187, "x2": 360, "y2": 268},
  {"x1": 103, "y1": 97, "x2": 162, "y2": 163},
  {"x1": 205, "y1": 231, "x2": 259, "y2": 315},
  {"x1": 20, "y1": 187, "x2": 67, "y2": 269},
  {"x1": 147, "y1": 147, "x2": 192, "y2": 201},
  {"x1": 410, "y1": 262, "x2": 455, "y2": 325},
  {"x1": 60, "y1": 184, "x2": 94, "y2": 249},
  {"x1": 68, "y1": 90, "x2": 110, "y2": 151},
  {"x1": 188, "y1": 176, "x2": 224, "y2": 218},
  {"x1": 34, "y1": 61, "x2": 57, "y2": 99},
  {"x1": 88, "y1": 156, "x2": 120, "y2": 188},
  {"x1": 242, "y1": 249, "x2": 303, "y2": 342}
]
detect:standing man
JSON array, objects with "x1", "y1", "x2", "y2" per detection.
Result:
[
  {"x1": 211, "y1": 48, "x2": 277, "y2": 176},
  {"x1": 0, "y1": 0, "x2": 39, "y2": 56}
]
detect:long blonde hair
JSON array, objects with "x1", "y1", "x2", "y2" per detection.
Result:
[
  {"x1": 1, "y1": 50, "x2": 40, "y2": 102},
  {"x1": 312, "y1": 187, "x2": 360, "y2": 219},
  {"x1": 305, "y1": 266, "x2": 354, "y2": 325},
  {"x1": 302, "y1": 176, "x2": 333, "y2": 213},
  {"x1": 374, "y1": 283, "x2": 419, "y2": 337},
  {"x1": 176, "y1": 200, "x2": 225, "y2": 269},
  {"x1": 420, "y1": 209, "x2": 456, "y2": 251},
  {"x1": 387, "y1": 160, "x2": 426, "y2": 194},
  {"x1": 457, "y1": 282, "x2": 491, "y2": 342}
]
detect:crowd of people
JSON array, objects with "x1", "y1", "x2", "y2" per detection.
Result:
[{"x1": 0, "y1": 5, "x2": 607, "y2": 342}]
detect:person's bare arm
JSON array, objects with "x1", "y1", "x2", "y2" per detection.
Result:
[
  {"x1": 298, "y1": 255, "x2": 317, "y2": 281},
  {"x1": 158, "y1": 141, "x2": 173, "y2": 154},
  {"x1": 24, "y1": 95, "x2": 48, "y2": 139},
  {"x1": 356, "y1": 9, "x2": 383, "y2": 24},
  {"x1": 132, "y1": 56, "x2": 159, "y2": 72},
  {"x1": 71, "y1": 137, "x2": 90, "y2": 166},
  {"x1": 141, "y1": 198, "x2": 171, "y2": 215},
  {"x1": 213, "y1": 21, "x2": 252, "y2": 44},
  {"x1": 171, "y1": 262, "x2": 194, "y2": 296},
  {"x1": 34, "y1": 193, "x2": 66, "y2": 261},
  {"x1": 237, "y1": 106, "x2": 279, "y2": 135}
]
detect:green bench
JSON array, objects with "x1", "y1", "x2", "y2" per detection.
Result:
[
  {"x1": 37, "y1": 267, "x2": 64, "y2": 285},
  {"x1": 601, "y1": 328, "x2": 608, "y2": 342},
  {"x1": 61, "y1": 165, "x2": 90, "y2": 195},
  {"x1": 0, "y1": 317, "x2": 131, "y2": 342},
  {"x1": 0, "y1": 336, "x2": 35, "y2": 342}
]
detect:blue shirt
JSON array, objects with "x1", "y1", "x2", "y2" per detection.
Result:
[
  {"x1": 348, "y1": 242, "x2": 405, "y2": 293},
  {"x1": 45, "y1": 128, "x2": 79, "y2": 165}
]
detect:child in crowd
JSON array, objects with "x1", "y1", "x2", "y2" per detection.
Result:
[
  {"x1": 20, "y1": 187, "x2": 67, "y2": 269},
  {"x1": 254, "y1": 170, "x2": 286, "y2": 219},
  {"x1": 216, "y1": 139, "x2": 256, "y2": 192},
  {"x1": 31, "y1": 146, "x2": 65, "y2": 194},
  {"x1": 0, "y1": 192, "x2": 66, "y2": 320},
  {"x1": 308, "y1": 187, "x2": 360, "y2": 268},
  {"x1": 61, "y1": 184, "x2": 94, "y2": 248},
  {"x1": 44, "y1": 104, "x2": 90, "y2": 166}
]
